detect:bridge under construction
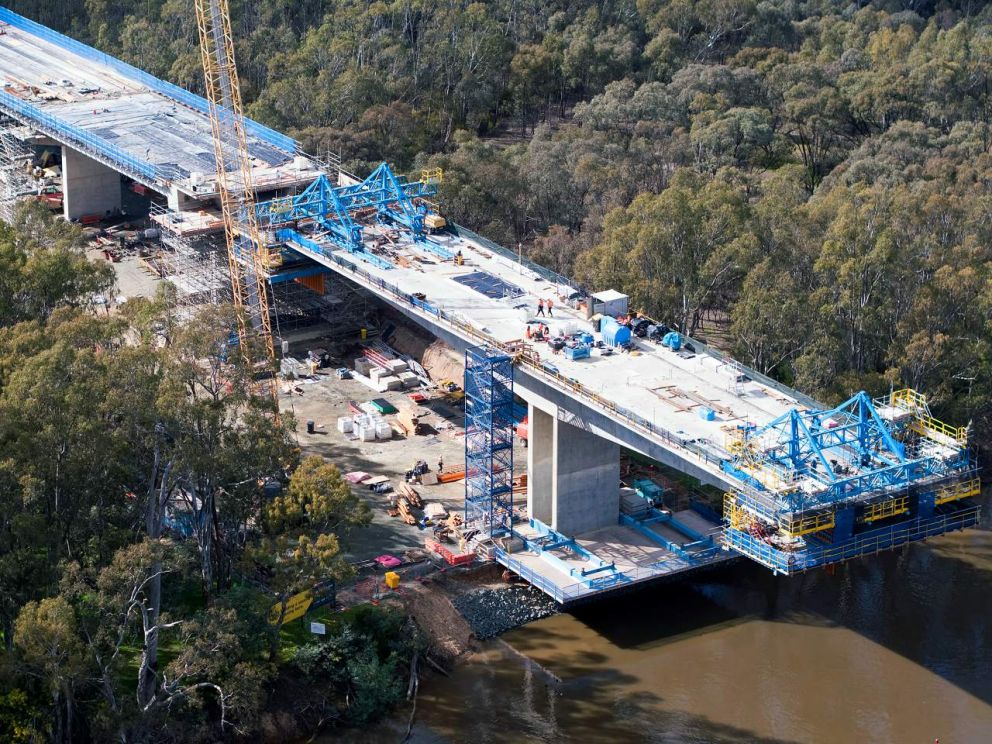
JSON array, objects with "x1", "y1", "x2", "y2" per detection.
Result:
[{"x1": 0, "y1": 6, "x2": 980, "y2": 604}]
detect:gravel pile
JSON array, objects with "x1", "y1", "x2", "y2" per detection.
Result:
[{"x1": 453, "y1": 585, "x2": 559, "y2": 639}]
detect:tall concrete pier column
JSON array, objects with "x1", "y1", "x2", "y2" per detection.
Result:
[
  {"x1": 61, "y1": 147, "x2": 121, "y2": 220},
  {"x1": 551, "y1": 416, "x2": 619, "y2": 535},
  {"x1": 526, "y1": 403, "x2": 620, "y2": 536},
  {"x1": 526, "y1": 404, "x2": 554, "y2": 524}
]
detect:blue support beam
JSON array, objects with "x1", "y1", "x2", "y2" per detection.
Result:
[{"x1": 522, "y1": 519, "x2": 622, "y2": 586}]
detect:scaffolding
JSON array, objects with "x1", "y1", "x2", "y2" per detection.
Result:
[
  {"x1": 464, "y1": 346, "x2": 515, "y2": 538},
  {"x1": 0, "y1": 117, "x2": 35, "y2": 223},
  {"x1": 153, "y1": 203, "x2": 231, "y2": 316}
]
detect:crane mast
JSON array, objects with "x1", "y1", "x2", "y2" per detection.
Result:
[{"x1": 194, "y1": 0, "x2": 278, "y2": 401}]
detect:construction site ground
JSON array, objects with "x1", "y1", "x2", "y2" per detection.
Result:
[{"x1": 281, "y1": 370, "x2": 527, "y2": 563}]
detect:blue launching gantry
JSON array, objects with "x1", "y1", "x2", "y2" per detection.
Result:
[
  {"x1": 252, "y1": 163, "x2": 449, "y2": 269},
  {"x1": 722, "y1": 389, "x2": 980, "y2": 574}
]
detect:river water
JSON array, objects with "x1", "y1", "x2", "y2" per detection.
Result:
[{"x1": 347, "y1": 490, "x2": 992, "y2": 743}]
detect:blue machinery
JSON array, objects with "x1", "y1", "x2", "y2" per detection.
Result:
[
  {"x1": 723, "y1": 389, "x2": 980, "y2": 574},
  {"x1": 464, "y1": 346, "x2": 515, "y2": 536},
  {"x1": 254, "y1": 163, "x2": 448, "y2": 271}
]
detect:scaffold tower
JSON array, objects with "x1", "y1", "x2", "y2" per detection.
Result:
[{"x1": 464, "y1": 346, "x2": 515, "y2": 537}]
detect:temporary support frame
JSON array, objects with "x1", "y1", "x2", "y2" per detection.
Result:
[
  {"x1": 464, "y1": 345, "x2": 515, "y2": 537},
  {"x1": 0, "y1": 117, "x2": 35, "y2": 222}
]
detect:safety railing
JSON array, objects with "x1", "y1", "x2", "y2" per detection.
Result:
[
  {"x1": 890, "y1": 388, "x2": 929, "y2": 410},
  {"x1": 909, "y1": 414, "x2": 969, "y2": 446},
  {"x1": 0, "y1": 90, "x2": 159, "y2": 186},
  {"x1": 0, "y1": 7, "x2": 298, "y2": 154},
  {"x1": 934, "y1": 478, "x2": 982, "y2": 505},
  {"x1": 888, "y1": 387, "x2": 968, "y2": 445},
  {"x1": 780, "y1": 510, "x2": 836, "y2": 537},
  {"x1": 724, "y1": 505, "x2": 981, "y2": 574},
  {"x1": 862, "y1": 495, "x2": 909, "y2": 523}
]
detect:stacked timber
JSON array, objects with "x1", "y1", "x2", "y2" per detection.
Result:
[{"x1": 397, "y1": 483, "x2": 423, "y2": 508}]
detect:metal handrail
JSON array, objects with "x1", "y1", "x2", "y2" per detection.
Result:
[
  {"x1": 0, "y1": 91, "x2": 159, "y2": 186},
  {"x1": 724, "y1": 505, "x2": 981, "y2": 574}
]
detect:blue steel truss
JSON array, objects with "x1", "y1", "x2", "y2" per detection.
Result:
[
  {"x1": 464, "y1": 346, "x2": 515, "y2": 537},
  {"x1": 733, "y1": 391, "x2": 967, "y2": 510},
  {"x1": 255, "y1": 163, "x2": 448, "y2": 258}
]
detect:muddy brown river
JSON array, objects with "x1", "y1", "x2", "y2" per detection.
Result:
[{"x1": 342, "y1": 489, "x2": 992, "y2": 742}]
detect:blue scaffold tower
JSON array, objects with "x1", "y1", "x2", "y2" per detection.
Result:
[{"x1": 464, "y1": 345, "x2": 515, "y2": 537}]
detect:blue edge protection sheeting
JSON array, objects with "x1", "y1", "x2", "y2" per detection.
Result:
[{"x1": 0, "y1": 7, "x2": 298, "y2": 170}]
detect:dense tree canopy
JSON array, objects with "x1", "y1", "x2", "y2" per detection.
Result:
[{"x1": 0, "y1": 205, "x2": 397, "y2": 740}]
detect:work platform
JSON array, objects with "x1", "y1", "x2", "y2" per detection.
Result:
[{"x1": 493, "y1": 512, "x2": 733, "y2": 605}]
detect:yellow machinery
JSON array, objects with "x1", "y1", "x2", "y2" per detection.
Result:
[{"x1": 194, "y1": 0, "x2": 278, "y2": 405}]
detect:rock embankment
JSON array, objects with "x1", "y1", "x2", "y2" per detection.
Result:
[{"x1": 453, "y1": 585, "x2": 559, "y2": 639}]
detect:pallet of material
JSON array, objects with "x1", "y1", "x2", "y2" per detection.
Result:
[
  {"x1": 425, "y1": 539, "x2": 474, "y2": 566},
  {"x1": 620, "y1": 488, "x2": 649, "y2": 517},
  {"x1": 370, "y1": 398, "x2": 398, "y2": 414},
  {"x1": 397, "y1": 483, "x2": 423, "y2": 508}
]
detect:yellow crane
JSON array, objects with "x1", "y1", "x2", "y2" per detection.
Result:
[{"x1": 194, "y1": 0, "x2": 278, "y2": 403}]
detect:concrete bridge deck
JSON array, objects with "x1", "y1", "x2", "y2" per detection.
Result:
[{"x1": 0, "y1": 7, "x2": 319, "y2": 200}]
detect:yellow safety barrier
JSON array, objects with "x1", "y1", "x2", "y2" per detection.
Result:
[
  {"x1": 909, "y1": 415, "x2": 968, "y2": 446},
  {"x1": 891, "y1": 389, "x2": 968, "y2": 445},
  {"x1": 863, "y1": 496, "x2": 909, "y2": 523},
  {"x1": 724, "y1": 492, "x2": 751, "y2": 530},
  {"x1": 420, "y1": 167, "x2": 443, "y2": 184},
  {"x1": 890, "y1": 388, "x2": 928, "y2": 410},
  {"x1": 779, "y1": 510, "x2": 835, "y2": 537},
  {"x1": 934, "y1": 478, "x2": 981, "y2": 505}
]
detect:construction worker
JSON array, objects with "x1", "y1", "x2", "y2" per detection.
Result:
[
  {"x1": 437, "y1": 457, "x2": 444, "y2": 474},
  {"x1": 536, "y1": 298, "x2": 545, "y2": 317},
  {"x1": 546, "y1": 297, "x2": 554, "y2": 317}
]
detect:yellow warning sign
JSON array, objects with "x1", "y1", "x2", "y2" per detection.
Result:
[{"x1": 268, "y1": 590, "x2": 313, "y2": 626}]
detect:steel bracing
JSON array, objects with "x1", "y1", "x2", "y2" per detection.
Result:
[
  {"x1": 464, "y1": 346, "x2": 515, "y2": 537},
  {"x1": 254, "y1": 163, "x2": 447, "y2": 265},
  {"x1": 722, "y1": 389, "x2": 979, "y2": 574}
]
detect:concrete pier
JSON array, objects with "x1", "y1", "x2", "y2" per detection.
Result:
[
  {"x1": 527, "y1": 403, "x2": 620, "y2": 536},
  {"x1": 61, "y1": 147, "x2": 121, "y2": 220}
]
